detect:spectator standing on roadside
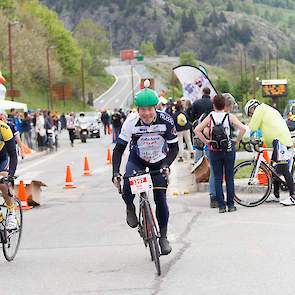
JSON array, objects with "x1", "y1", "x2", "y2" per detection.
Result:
[
  {"x1": 199, "y1": 93, "x2": 238, "y2": 209},
  {"x1": 195, "y1": 94, "x2": 246, "y2": 213},
  {"x1": 60, "y1": 113, "x2": 67, "y2": 130},
  {"x1": 35, "y1": 111, "x2": 46, "y2": 151},
  {"x1": 111, "y1": 108, "x2": 122, "y2": 143},
  {"x1": 191, "y1": 87, "x2": 213, "y2": 164},
  {"x1": 8, "y1": 108, "x2": 16, "y2": 123},
  {"x1": 67, "y1": 113, "x2": 76, "y2": 147},
  {"x1": 101, "y1": 109, "x2": 110, "y2": 135},
  {"x1": 119, "y1": 108, "x2": 127, "y2": 123},
  {"x1": 172, "y1": 100, "x2": 194, "y2": 162},
  {"x1": 21, "y1": 112, "x2": 33, "y2": 149},
  {"x1": 15, "y1": 112, "x2": 23, "y2": 138}
]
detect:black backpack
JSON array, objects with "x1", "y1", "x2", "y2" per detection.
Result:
[{"x1": 210, "y1": 113, "x2": 230, "y2": 151}]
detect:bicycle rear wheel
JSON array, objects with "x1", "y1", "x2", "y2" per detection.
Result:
[
  {"x1": 234, "y1": 160, "x2": 272, "y2": 207},
  {"x1": 143, "y1": 201, "x2": 161, "y2": 276},
  {"x1": 3, "y1": 198, "x2": 23, "y2": 261}
]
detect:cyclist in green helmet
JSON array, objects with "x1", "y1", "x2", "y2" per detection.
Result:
[{"x1": 112, "y1": 80, "x2": 179, "y2": 255}]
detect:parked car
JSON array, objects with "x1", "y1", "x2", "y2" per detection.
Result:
[{"x1": 283, "y1": 100, "x2": 295, "y2": 131}]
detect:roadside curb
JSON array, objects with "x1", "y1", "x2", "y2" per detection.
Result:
[{"x1": 168, "y1": 150, "x2": 258, "y2": 197}]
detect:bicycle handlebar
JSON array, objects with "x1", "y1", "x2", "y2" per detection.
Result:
[{"x1": 240, "y1": 139, "x2": 263, "y2": 153}]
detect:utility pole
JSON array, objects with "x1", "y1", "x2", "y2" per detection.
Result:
[
  {"x1": 252, "y1": 64, "x2": 256, "y2": 99},
  {"x1": 131, "y1": 65, "x2": 134, "y2": 104},
  {"x1": 244, "y1": 51, "x2": 248, "y2": 100},
  {"x1": 8, "y1": 22, "x2": 19, "y2": 101},
  {"x1": 269, "y1": 51, "x2": 271, "y2": 79},
  {"x1": 81, "y1": 58, "x2": 86, "y2": 110},
  {"x1": 276, "y1": 48, "x2": 279, "y2": 79},
  {"x1": 264, "y1": 56, "x2": 267, "y2": 79},
  {"x1": 172, "y1": 71, "x2": 175, "y2": 101},
  {"x1": 109, "y1": 22, "x2": 112, "y2": 58},
  {"x1": 46, "y1": 47, "x2": 53, "y2": 110},
  {"x1": 240, "y1": 51, "x2": 243, "y2": 99}
]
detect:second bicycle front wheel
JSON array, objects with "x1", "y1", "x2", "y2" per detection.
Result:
[
  {"x1": 234, "y1": 160, "x2": 272, "y2": 207},
  {"x1": 3, "y1": 198, "x2": 23, "y2": 261},
  {"x1": 144, "y1": 202, "x2": 161, "y2": 276}
]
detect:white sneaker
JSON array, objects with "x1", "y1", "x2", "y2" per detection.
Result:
[
  {"x1": 265, "y1": 194, "x2": 280, "y2": 202},
  {"x1": 6, "y1": 211, "x2": 17, "y2": 230},
  {"x1": 280, "y1": 197, "x2": 295, "y2": 206}
]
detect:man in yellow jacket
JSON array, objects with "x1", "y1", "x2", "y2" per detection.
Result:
[{"x1": 245, "y1": 99, "x2": 295, "y2": 205}]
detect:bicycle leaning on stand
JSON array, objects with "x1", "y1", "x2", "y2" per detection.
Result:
[
  {"x1": 234, "y1": 139, "x2": 295, "y2": 207},
  {"x1": 117, "y1": 168, "x2": 168, "y2": 276},
  {"x1": 0, "y1": 176, "x2": 23, "y2": 261}
]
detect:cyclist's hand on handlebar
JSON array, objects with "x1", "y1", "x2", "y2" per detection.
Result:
[
  {"x1": 112, "y1": 172, "x2": 122, "y2": 188},
  {"x1": 160, "y1": 166, "x2": 170, "y2": 176},
  {"x1": 160, "y1": 167, "x2": 170, "y2": 183}
]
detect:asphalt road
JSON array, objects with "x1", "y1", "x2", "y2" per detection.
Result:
[
  {"x1": 0, "y1": 131, "x2": 294, "y2": 294},
  {"x1": 93, "y1": 56, "x2": 178, "y2": 111}
]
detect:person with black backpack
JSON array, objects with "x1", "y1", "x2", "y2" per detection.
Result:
[{"x1": 194, "y1": 94, "x2": 246, "y2": 213}]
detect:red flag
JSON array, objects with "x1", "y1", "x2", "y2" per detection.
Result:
[{"x1": 161, "y1": 89, "x2": 166, "y2": 98}]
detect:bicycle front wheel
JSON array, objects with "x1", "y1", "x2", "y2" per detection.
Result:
[
  {"x1": 3, "y1": 198, "x2": 23, "y2": 261},
  {"x1": 144, "y1": 201, "x2": 161, "y2": 276},
  {"x1": 234, "y1": 160, "x2": 272, "y2": 207}
]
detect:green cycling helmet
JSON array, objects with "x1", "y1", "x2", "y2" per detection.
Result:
[{"x1": 134, "y1": 80, "x2": 159, "y2": 106}]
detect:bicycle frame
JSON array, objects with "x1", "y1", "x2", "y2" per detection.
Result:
[
  {"x1": 138, "y1": 192, "x2": 160, "y2": 241},
  {"x1": 248, "y1": 147, "x2": 295, "y2": 187}
]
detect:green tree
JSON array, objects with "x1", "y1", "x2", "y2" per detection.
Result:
[
  {"x1": 188, "y1": 9, "x2": 197, "y2": 31},
  {"x1": 155, "y1": 30, "x2": 165, "y2": 53},
  {"x1": 218, "y1": 78, "x2": 231, "y2": 93},
  {"x1": 179, "y1": 51, "x2": 197, "y2": 67},
  {"x1": 24, "y1": 1, "x2": 82, "y2": 76},
  {"x1": 140, "y1": 40, "x2": 156, "y2": 56},
  {"x1": 0, "y1": 0, "x2": 16, "y2": 9},
  {"x1": 226, "y1": 0, "x2": 234, "y2": 11},
  {"x1": 74, "y1": 19, "x2": 110, "y2": 60}
]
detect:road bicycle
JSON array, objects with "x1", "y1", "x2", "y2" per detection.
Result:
[
  {"x1": 0, "y1": 176, "x2": 23, "y2": 261},
  {"x1": 234, "y1": 139, "x2": 295, "y2": 207},
  {"x1": 117, "y1": 168, "x2": 167, "y2": 276}
]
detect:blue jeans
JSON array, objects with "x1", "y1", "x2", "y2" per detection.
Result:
[
  {"x1": 209, "y1": 146, "x2": 236, "y2": 209},
  {"x1": 113, "y1": 127, "x2": 120, "y2": 143},
  {"x1": 194, "y1": 149, "x2": 203, "y2": 164},
  {"x1": 204, "y1": 149, "x2": 216, "y2": 199},
  {"x1": 122, "y1": 153, "x2": 169, "y2": 228},
  {"x1": 195, "y1": 148, "x2": 216, "y2": 199}
]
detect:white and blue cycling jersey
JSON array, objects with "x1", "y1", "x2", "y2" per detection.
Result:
[{"x1": 118, "y1": 111, "x2": 178, "y2": 163}]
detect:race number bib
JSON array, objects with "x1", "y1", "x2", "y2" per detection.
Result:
[{"x1": 129, "y1": 174, "x2": 153, "y2": 194}]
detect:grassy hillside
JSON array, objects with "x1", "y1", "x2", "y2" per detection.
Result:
[{"x1": 0, "y1": 1, "x2": 114, "y2": 112}]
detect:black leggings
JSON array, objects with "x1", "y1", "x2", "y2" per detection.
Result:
[
  {"x1": 68, "y1": 129, "x2": 75, "y2": 144},
  {"x1": 273, "y1": 163, "x2": 294, "y2": 196}
]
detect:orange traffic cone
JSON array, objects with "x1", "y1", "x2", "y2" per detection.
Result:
[
  {"x1": 106, "y1": 148, "x2": 112, "y2": 165},
  {"x1": 82, "y1": 157, "x2": 92, "y2": 176},
  {"x1": 63, "y1": 165, "x2": 77, "y2": 189},
  {"x1": 17, "y1": 180, "x2": 33, "y2": 210},
  {"x1": 257, "y1": 144, "x2": 271, "y2": 185},
  {"x1": 262, "y1": 144, "x2": 270, "y2": 163}
]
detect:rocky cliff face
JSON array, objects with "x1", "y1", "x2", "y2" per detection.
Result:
[{"x1": 40, "y1": 0, "x2": 295, "y2": 65}]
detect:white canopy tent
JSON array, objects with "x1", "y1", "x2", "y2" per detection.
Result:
[{"x1": 0, "y1": 99, "x2": 27, "y2": 112}]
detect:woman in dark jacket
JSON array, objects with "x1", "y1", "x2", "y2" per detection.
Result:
[{"x1": 21, "y1": 112, "x2": 33, "y2": 148}]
